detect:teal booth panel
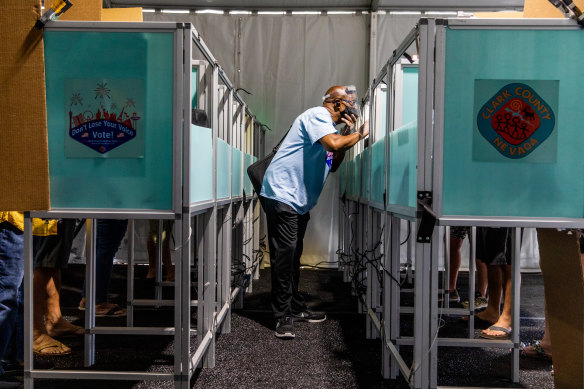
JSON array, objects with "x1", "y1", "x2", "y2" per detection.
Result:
[
  {"x1": 388, "y1": 120, "x2": 417, "y2": 210},
  {"x1": 217, "y1": 138, "x2": 230, "y2": 199},
  {"x1": 244, "y1": 153, "x2": 253, "y2": 195},
  {"x1": 190, "y1": 125, "x2": 213, "y2": 203},
  {"x1": 360, "y1": 149, "x2": 370, "y2": 200},
  {"x1": 44, "y1": 30, "x2": 175, "y2": 210},
  {"x1": 442, "y1": 27, "x2": 584, "y2": 218},
  {"x1": 402, "y1": 66, "x2": 418, "y2": 125},
  {"x1": 370, "y1": 136, "x2": 386, "y2": 206},
  {"x1": 191, "y1": 67, "x2": 197, "y2": 109},
  {"x1": 232, "y1": 148, "x2": 243, "y2": 197}
]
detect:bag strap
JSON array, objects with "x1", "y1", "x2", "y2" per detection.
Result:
[{"x1": 272, "y1": 125, "x2": 292, "y2": 153}]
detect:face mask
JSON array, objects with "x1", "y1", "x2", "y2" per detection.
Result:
[{"x1": 341, "y1": 104, "x2": 360, "y2": 119}]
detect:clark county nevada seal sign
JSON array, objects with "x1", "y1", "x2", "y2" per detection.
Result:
[{"x1": 475, "y1": 81, "x2": 557, "y2": 160}]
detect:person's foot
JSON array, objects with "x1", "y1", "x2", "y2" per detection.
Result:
[
  {"x1": 45, "y1": 318, "x2": 84, "y2": 338},
  {"x1": 275, "y1": 316, "x2": 295, "y2": 339},
  {"x1": 164, "y1": 266, "x2": 175, "y2": 282},
  {"x1": 438, "y1": 289, "x2": 460, "y2": 304},
  {"x1": 480, "y1": 316, "x2": 511, "y2": 339},
  {"x1": 461, "y1": 291, "x2": 488, "y2": 310},
  {"x1": 292, "y1": 310, "x2": 327, "y2": 323},
  {"x1": 78, "y1": 298, "x2": 126, "y2": 317},
  {"x1": 145, "y1": 268, "x2": 156, "y2": 279},
  {"x1": 1, "y1": 359, "x2": 54, "y2": 375},
  {"x1": 480, "y1": 325, "x2": 511, "y2": 339},
  {"x1": 32, "y1": 334, "x2": 71, "y2": 356},
  {"x1": 521, "y1": 340, "x2": 552, "y2": 360},
  {"x1": 475, "y1": 310, "x2": 499, "y2": 325},
  {"x1": 0, "y1": 373, "x2": 23, "y2": 389}
]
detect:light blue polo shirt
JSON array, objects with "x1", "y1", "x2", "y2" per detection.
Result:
[{"x1": 260, "y1": 106, "x2": 337, "y2": 214}]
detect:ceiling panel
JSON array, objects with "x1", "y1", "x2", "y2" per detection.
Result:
[{"x1": 110, "y1": 0, "x2": 524, "y2": 11}]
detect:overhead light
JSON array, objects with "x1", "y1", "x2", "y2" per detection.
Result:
[
  {"x1": 425, "y1": 11, "x2": 457, "y2": 15},
  {"x1": 142, "y1": 8, "x2": 155, "y2": 13},
  {"x1": 195, "y1": 9, "x2": 224, "y2": 14},
  {"x1": 162, "y1": 9, "x2": 190, "y2": 14},
  {"x1": 258, "y1": 11, "x2": 286, "y2": 15},
  {"x1": 389, "y1": 11, "x2": 421, "y2": 15},
  {"x1": 230, "y1": 10, "x2": 252, "y2": 15},
  {"x1": 292, "y1": 11, "x2": 321, "y2": 15}
]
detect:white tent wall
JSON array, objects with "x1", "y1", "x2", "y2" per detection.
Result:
[{"x1": 143, "y1": 11, "x2": 540, "y2": 270}]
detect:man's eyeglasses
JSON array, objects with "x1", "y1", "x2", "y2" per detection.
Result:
[{"x1": 337, "y1": 98, "x2": 356, "y2": 107}]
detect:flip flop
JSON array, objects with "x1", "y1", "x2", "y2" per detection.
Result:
[
  {"x1": 95, "y1": 304, "x2": 126, "y2": 318},
  {"x1": 33, "y1": 336, "x2": 71, "y2": 356},
  {"x1": 78, "y1": 301, "x2": 126, "y2": 317},
  {"x1": 480, "y1": 325, "x2": 512, "y2": 340},
  {"x1": 520, "y1": 341, "x2": 552, "y2": 360}
]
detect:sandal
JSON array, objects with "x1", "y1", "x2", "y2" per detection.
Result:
[
  {"x1": 480, "y1": 325, "x2": 512, "y2": 340},
  {"x1": 33, "y1": 334, "x2": 71, "y2": 356},
  {"x1": 95, "y1": 303, "x2": 126, "y2": 317},
  {"x1": 46, "y1": 319, "x2": 84, "y2": 338},
  {"x1": 520, "y1": 340, "x2": 552, "y2": 360},
  {"x1": 78, "y1": 299, "x2": 126, "y2": 317}
]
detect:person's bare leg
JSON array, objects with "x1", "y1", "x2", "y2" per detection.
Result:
[
  {"x1": 40, "y1": 268, "x2": 83, "y2": 337},
  {"x1": 33, "y1": 268, "x2": 71, "y2": 355},
  {"x1": 146, "y1": 238, "x2": 156, "y2": 279},
  {"x1": 162, "y1": 244, "x2": 174, "y2": 282},
  {"x1": 476, "y1": 259, "x2": 488, "y2": 297},
  {"x1": 482, "y1": 264, "x2": 516, "y2": 337},
  {"x1": 476, "y1": 263, "x2": 503, "y2": 324},
  {"x1": 449, "y1": 236, "x2": 463, "y2": 293}
]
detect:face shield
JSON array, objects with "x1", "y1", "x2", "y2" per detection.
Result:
[{"x1": 323, "y1": 85, "x2": 361, "y2": 119}]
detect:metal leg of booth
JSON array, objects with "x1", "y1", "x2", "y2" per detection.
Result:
[
  {"x1": 84, "y1": 219, "x2": 97, "y2": 367},
  {"x1": 253, "y1": 199, "x2": 260, "y2": 281},
  {"x1": 176, "y1": 213, "x2": 187, "y2": 389},
  {"x1": 126, "y1": 220, "x2": 135, "y2": 327},
  {"x1": 511, "y1": 227, "x2": 521, "y2": 383},
  {"x1": 412, "y1": 223, "x2": 433, "y2": 389},
  {"x1": 389, "y1": 214, "x2": 404, "y2": 379},
  {"x1": 23, "y1": 216, "x2": 33, "y2": 389},
  {"x1": 204, "y1": 207, "x2": 217, "y2": 368},
  {"x1": 381, "y1": 212, "x2": 392, "y2": 379},
  {"x1": 365, "y1": 204, "x2": 373, "y2": 339},
  {"x1": 221, "y1": 205, "x2": 233, "y2": 334},
  {"x1": 154, "y1": 220, "x2": 163, "y2": 306}
]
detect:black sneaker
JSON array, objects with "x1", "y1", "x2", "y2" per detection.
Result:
[
  {"x1": 275, "y1": 316, "x2": 295, "y2": 339},
  {"x1": 292, "y1": 310, "x2": 327, "y2": 323}
]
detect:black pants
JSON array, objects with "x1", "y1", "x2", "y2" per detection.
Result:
[{"x1": 262, "y1": 197, "x2": 309, "y2": 318}]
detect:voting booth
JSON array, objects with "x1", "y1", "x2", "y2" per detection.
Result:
[
  {"x1": 24, "y1": 21, "x2": 264, "y2": 389},
  {"x1": 338, "y1": 18, "x2": 584, "y2": 389}
]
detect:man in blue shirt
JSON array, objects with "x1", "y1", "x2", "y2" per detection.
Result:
[{"x1": 260, "y1": 85, "x2": 369, "y2": 339}]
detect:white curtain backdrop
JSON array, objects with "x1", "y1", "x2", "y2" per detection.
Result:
[{"x1": 143, "y1": 11, "x2": 540, "y2": 269}]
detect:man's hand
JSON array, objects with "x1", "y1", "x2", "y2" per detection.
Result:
[
  {"x1": 340, "y1": 113, "x2": 358, "y2": 134},
  {"x1": 358, "y1": 120, "x2": 370, "y2": 139}
]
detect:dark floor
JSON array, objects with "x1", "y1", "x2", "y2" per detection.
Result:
[{"x1": 19, "y1": 265, "x2": 553, "y2": 388}]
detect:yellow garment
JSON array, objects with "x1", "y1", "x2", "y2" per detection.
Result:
[{"x1": 0, "y1": 211, "x2": 58, "y2": 236}]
